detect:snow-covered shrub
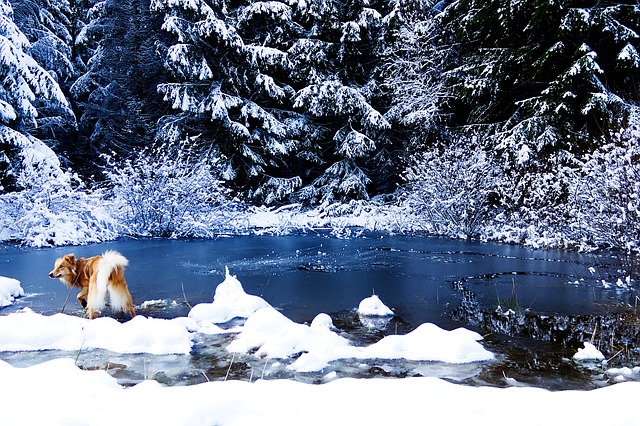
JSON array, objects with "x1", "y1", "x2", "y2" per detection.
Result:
[
  {"x1": 104, "y1": 144, "x2": 241, "y2": 237},
  {"x1": 572, "y1": 110, "x2": 640, "y2": 272},
  {"x1": 0, "y1": 137, "x2": 118, "y2": 246},
  {"x1": 486, "y1": 161, "x2": 583, "y2": 249},
  {"x1": 401, "y1": 141, "x2": 498, "y2": 238}
]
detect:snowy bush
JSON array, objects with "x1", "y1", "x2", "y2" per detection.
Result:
[
  {"x1": 0, "y1": 139, "x2": 118, "y2": 247},
  {"x1": 104, "y1": 144, "x2": 241, "y2": 238},
  {"x1": 572, "y1": 110, "x2": 640, "y2": 272},
  {"x1": 401, "y1": 141, "x2": 498, "y2": 238}
]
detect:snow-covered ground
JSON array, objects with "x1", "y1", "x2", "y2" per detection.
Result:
[
  {"x1": 1, "y1": 272, "x2": 640, "y2": 425},
  {"x1": 3, "y1": 357, "x2": 640, "y2": 426}
]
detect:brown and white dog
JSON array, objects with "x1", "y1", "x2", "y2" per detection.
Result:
[{"x1": 49, "y1": 250, "x2": 136, "y2": 319}]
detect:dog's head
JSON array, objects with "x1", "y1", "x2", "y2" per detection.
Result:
[{"x1": 49, "y1": 254, "x2": 77, "y2": 282}]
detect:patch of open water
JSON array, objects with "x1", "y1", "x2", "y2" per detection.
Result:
[{"x1": 1, "y1": 234, "x2": 638, "y2": 390}]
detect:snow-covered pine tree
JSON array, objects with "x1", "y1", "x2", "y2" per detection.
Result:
[
  {"x1": 290, "y1": 0, "x2": 393, "y2": 204},
  {"x1": 436, "y1": 0, "x2": 639, "y2": 214},
  {"x1": 0, "y1": 0, "x2": 71, "y2": 191},
  {"x1": 71, "y1": 0, "x2": 165, "y2": 177},
  {"x1": 12, "y1": 0, "x2": 80, "y2": 86},
  {"x1": 152, "y1": 0, "x2": 302, "y2": 204},
  {"x1": 381, "y1": 0, "x2": 445, "y2": 150},
  {"x1": 153, "y1": 0, "x2": 397, "y2": 206},
  {"x1": 10, "y1": 0, "x2": 78, "y2": 156}
]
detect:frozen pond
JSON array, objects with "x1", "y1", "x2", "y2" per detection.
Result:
[{"x1": 1, "y1": 234, "x2": 638, "y2": 389}]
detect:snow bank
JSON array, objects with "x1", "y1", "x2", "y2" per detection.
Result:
[
  {"x1": 0, "y1": 276, "x2": 24, "y2": 307},
  {"x1": 357, "y1": 294, "x2": 393, "y2": 316},
  {"x1": 228, "y1": 306, "x2": 493, "y2": 372},
  {"x1": 188, "y1": 267, "x2": 270, "y2": 325},
  {"x1": 0, "y1": 310, "x2": 192, "y2": 354},
  {"x1": 2, "y1": 358, "x2": 640, "y2": 426}
]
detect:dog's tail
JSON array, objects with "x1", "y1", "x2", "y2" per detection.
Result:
[{"x1": 89, "y1": 250, "x2": 129, "y2": 313}]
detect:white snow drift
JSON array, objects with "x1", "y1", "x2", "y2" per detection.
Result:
[{"x1": 0, "y1": 309, "x2": 193, "y2": 354}]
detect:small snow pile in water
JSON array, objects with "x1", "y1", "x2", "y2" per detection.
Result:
[
  {"x1": 357, "y1": 294, "x2": 393, "y2": 316},
  {"x1": 0, "y1": 277, "x2": 25, "y2": 307},
  {"x1": 0, "y1": 309, "x2": 192, "y2": 355},
  {"x1": 573, "y1": 342, "x2": 606, "y2": 362},
  {"x1": 228, "y1": 306, "x2": 494, "y2": 372},
  {"x1": 359, "y1": 323, "x2": 493, "y2": 363},
  {"x1": 227, "y1": 307, "x2": 353, "y2": 372},
  {"x1": 188, "y1": 267, "x2": 270, "y2": 326}
]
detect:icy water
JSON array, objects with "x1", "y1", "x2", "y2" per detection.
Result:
[{"x1": 1, "y1": 234, "x2": 638, "y2": 390}]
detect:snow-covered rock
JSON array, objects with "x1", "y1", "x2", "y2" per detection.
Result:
[
  {"x1": 227, "y1": 307, "x2": 352, "y2": 372},
  {"x1": 605, "y1": 366, "x2": 640, "y2": 383},
  {"x1": 360, "y1": 323, "x2": 494, "y2": 363}
]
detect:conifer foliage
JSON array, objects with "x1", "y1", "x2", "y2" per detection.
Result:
[
  {"x1": 151, "y1": 0, "x2": 394, "y2": 205},
  {"x1": 0, "y1": 0, "x2": 72, "y2": 191}
]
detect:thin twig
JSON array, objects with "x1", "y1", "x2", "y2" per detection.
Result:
[
  {"x1": 74, "y1": 326, "x2": 86, "y2": 366},
  {"x1": 181, "y1": 282, "x2": 192, "y2": 309},
  {"x1": 261, "y1": 358, "x2": 269, "y2": 380},
  {"x1": 61, "y1": 285, "x2": 75, "y2": 313},
  {"x1": 225, "y1": 353, "x2": 236, "y2": 381},
  {"x1": 607, "y1": 348, "x2": 625, "y2": 363},
  {"x1": 590, "y1": 322, "x2": 598, "y2": 345}
]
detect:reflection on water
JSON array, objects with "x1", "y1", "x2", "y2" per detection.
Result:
[{"x1": 0, "y1": 234, "x2": 637, "y2": 390}]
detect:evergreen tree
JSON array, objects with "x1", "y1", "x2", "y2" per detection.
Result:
[
  {"x1": 71, "y1": 0, "x2": 165, "y2": 178},
  {"x1": 9, "y1": 0, "x2": 78, "y2": 158},
  {"x1": 0, "y1": 0, "x2": 72, "y2": 191},
  {"x1": 290, "y1": 0, "x2": 393, "y2": 204},
  {"x1": 151, "y1": 0, "x2": 297, "y2": 201},
  {"x1": 436, "y1": 0, "x2": 639, "y2": 212},
  {"x1": 11, "y1": 0, "x2": 83, "y2": 86},
  {"x1": 438, "y1": 0, "x2": 639, "y2": 165},
  {"x1": 152, "y1": 0, "x2": 396, "y2": 205}
]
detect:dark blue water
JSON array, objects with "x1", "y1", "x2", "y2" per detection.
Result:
[{"x1": 0, "y1": 234, "x2": 633, "y2": 327}]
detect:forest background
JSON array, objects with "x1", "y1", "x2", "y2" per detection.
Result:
[{"x1": 0, "y1": 0, "x2": 638, "y2": 271}]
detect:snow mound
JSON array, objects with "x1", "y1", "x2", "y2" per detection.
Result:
[
  {"x1": 0, "y1": 310, "x2": 192, "y2": 354},
  {"x1": 360, "y1": 323, "x2": 493, "y2": 363},
  {"x1": 228, "y1": 307, "x2": 494, "y2": 372},
  {"x1": 0, "y1": 276, "x2": 24, "y2": 307},
  {"x1": 227, "y1": 307, "x2": 352, "y2": 372},
  {"x1": 357, "y1": 294, "x2": 393, "y2": 316},
  {"x1": 188, "y1": 267, "x2": 270, "y2": 324},
  {"x1": 573, "y1": 342, "x2": 606, "y2": 362}
]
